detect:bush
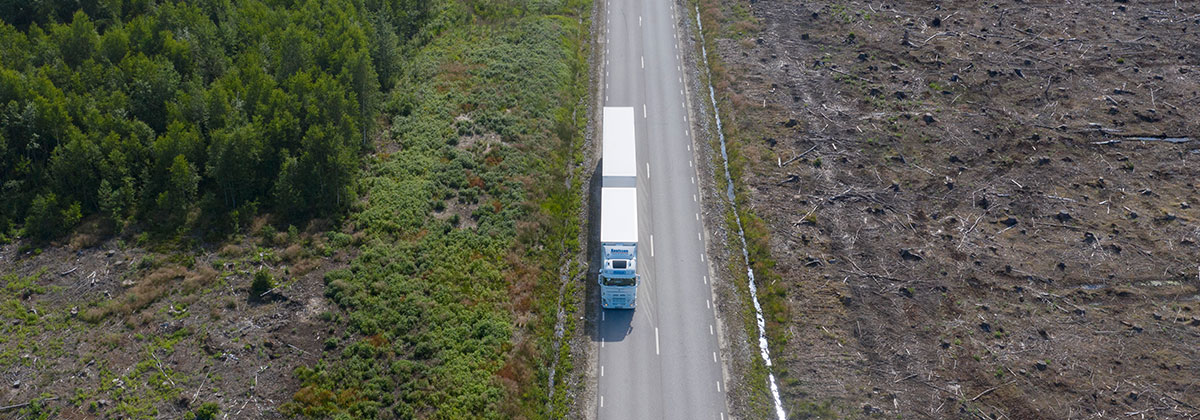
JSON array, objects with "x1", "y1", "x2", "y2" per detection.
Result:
[
  {"x1": 185, "y1": 402, "x2": 220, "y2": 420},
  {"x1": 250, "y1": 269, "x2": 274, "y2": 301}
]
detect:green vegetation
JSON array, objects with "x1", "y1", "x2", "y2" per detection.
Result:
[
  {"x1": 281, "y1": 1, "x2": 590, "y2": 418},
  {"x1": 0, "y1": 0, "x2": 430, "y2": 240},
  {"x1": 249, "y1": 269, "x2": 273, "y2": 301},
  {"x1": 184, "y1": 402, "x2": 220, "y2": 420},
  {"x1": 1, "y1": 0, "x2": 589, "y2": 418}
]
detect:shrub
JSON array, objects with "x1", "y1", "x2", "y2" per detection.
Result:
[
  {"x1": 185, "y1": 402, "x2": 220, "y2": 420},
  {"x1": 250, "y1": 269, "x2": 274, "y2": 301}
]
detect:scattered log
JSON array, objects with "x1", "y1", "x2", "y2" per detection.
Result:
[
  {"x1": 1124, "y1": 136, "x2": 1191, "y2": 143},
  {"x1": 0, "y1": 397, "x2": 59, "y2": 411},
  {"x1": 780, "y1": 145, "x2": 819, "y2": 167},
  {"x1": 829, "y1": 67, "x2": 876, "y2": 84}
]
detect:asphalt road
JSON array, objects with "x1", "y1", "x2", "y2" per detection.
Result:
[{"x1": 596, "y1": 0, "x2": 728, "y2": 418}]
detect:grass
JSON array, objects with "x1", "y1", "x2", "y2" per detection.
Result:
[{"x1": 281, "y1": 1, "x2": 591, "y2": 418}]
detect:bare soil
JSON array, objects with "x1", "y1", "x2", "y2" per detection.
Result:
[
  {"x1": 0, "y1": 220, "x2": 349, "y2": 418},
  {"x1": 712, "y1": 1, "x2": 1200, "y2": 418}
]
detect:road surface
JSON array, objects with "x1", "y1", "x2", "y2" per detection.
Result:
[{"x1": 595, "y1": 0, "x2": 728, "y2": 418}]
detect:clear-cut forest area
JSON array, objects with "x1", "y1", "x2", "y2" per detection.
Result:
[{"x1": 702, "y1": 0, "x2": 1200, "y2": 418}]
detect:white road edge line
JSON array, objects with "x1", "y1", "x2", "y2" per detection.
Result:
[
  {"x1": 713, "y1": 352, "x2": 717, "y2": 363},
  {"x1": 698, "y1": 232, "x2": 702, "y2": 241},
  {"x1": 701, "y1": 253, "x2": 705, "y2": 262},
  {"x1": 717, "y1": 381, "x2": 722, "y2": 392},
  {"x1": 696, "y1": 213, "x2": 699, "y2": 220},
  {"x1": 655, "y1": 328, "x2": 660, "y2": 355},
  {"x1": 706, "y1": 299, "x2": 710, "y2": 308},
  {"x1": 710, "y1": 324, "x2": 714, "y2": 335},
  {"x1": 703, "y1": 275, "x2": 708, "y2": 284}
]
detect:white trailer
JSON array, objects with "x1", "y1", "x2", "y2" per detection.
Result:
[{"x1": 599, "y1": 107, "x2": 639, "y2": 309}]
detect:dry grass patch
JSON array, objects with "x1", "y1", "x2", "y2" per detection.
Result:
[
  {"x1": 183, "y1": 265, "x2": 219, "y2": 293},
  {"x1": 83, "y1": 265, "x2": 188, "y2": 322},
  {"x1": 219, "y1": 244, "x2": 244, "y2": 258},
  {"x1": 292, "y1": 258, "x2": 321, "y2": 277},
  {"x1": 282, "y1": 244, "x2": 305, "y2": 262}
]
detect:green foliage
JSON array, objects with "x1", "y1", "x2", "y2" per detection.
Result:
[
  {"x1": 0, "y1": 0, "x2": 418, "y2": 240},
  {"x1": 155, "y1": 154, "x2": 199, "y2": 228},
  {"x1": 184, "y1": 402, "x2": 220, "y2": 420},
  {"x1": 283, "y1": 1, "x2": 589, "y2": 418},
  {"x1": 250, "y1": 269, "x2": 273, "y2": 301},
  {"x1": 23, "y1": 193, "x2": 81, "y2": 241}
]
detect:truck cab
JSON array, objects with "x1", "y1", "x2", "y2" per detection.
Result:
[{"x1": 600, "y1": 244, "x2": 638, "y2": 308}]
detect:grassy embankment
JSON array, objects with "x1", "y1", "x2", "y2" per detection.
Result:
[{"x1": 284, "y1": 1, "x2": 591, "y2": 418}]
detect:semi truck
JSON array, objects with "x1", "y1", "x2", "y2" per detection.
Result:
[{"x1": 599, "y1": 107, "x2": 639, "y2": 309}]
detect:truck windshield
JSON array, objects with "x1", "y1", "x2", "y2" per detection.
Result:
[{"x1": 602, "y1": 277, "x2": 635, "y2": 286}]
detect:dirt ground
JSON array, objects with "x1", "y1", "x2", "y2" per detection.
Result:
[
  {"x1": 0, "y1": 219, "x2": 348, "y2": 418},
  {"x1": 712, "y1": 1, "x2": 1200, "y2": 418}
]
